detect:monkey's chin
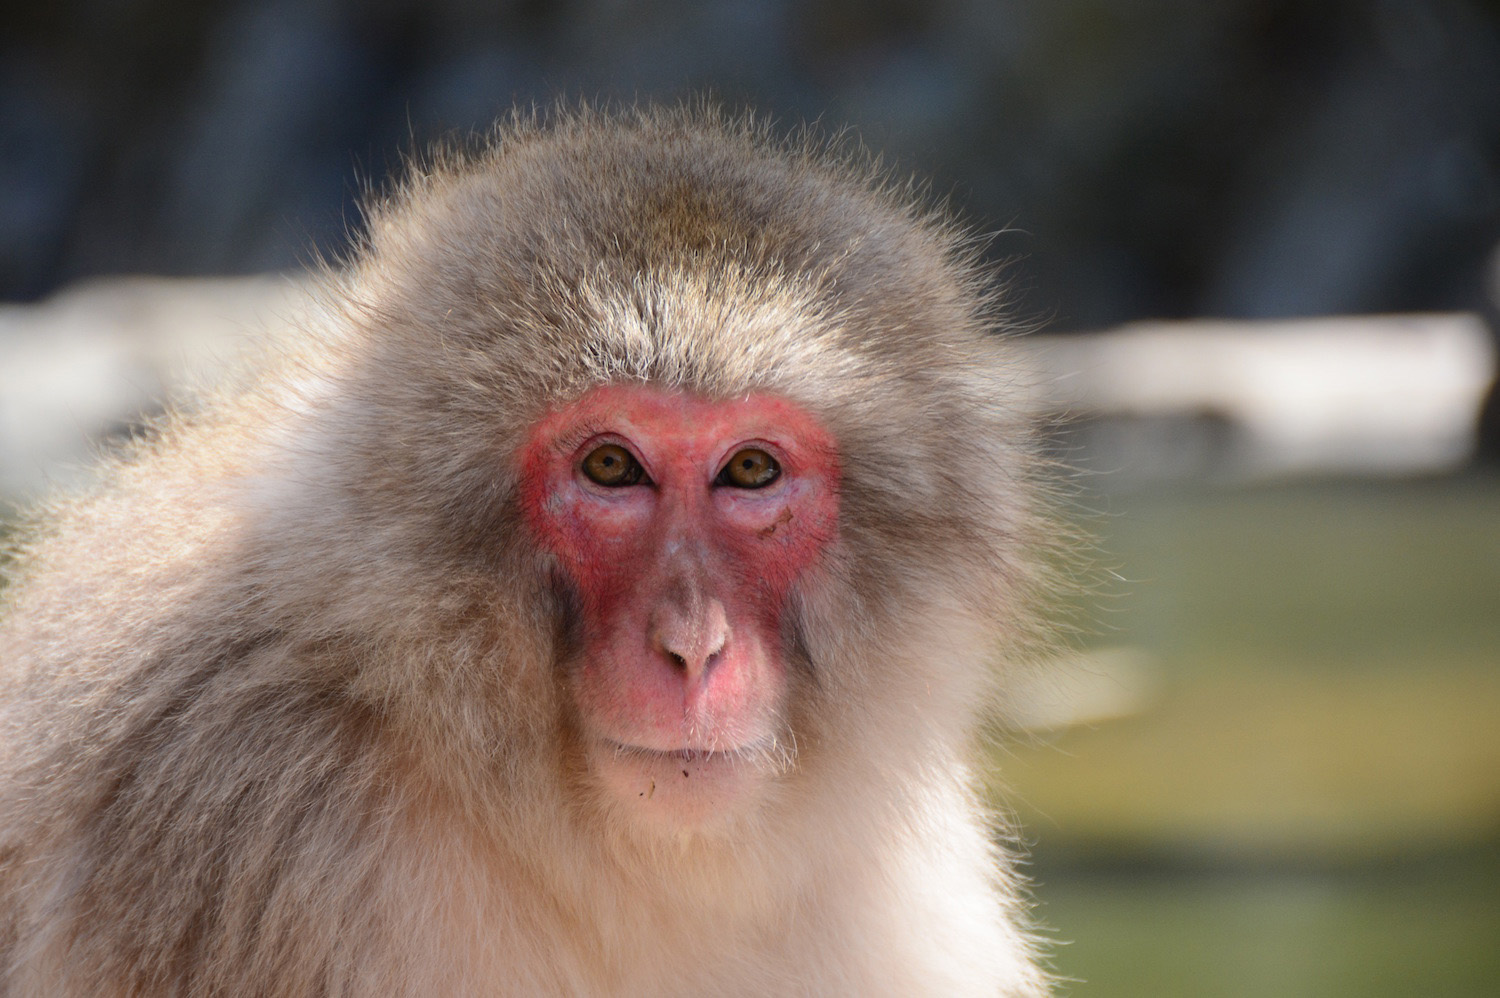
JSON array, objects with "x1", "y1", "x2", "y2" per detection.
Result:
[{"x1": 589, "y1": 739, "x2": 774, "y2": 834}]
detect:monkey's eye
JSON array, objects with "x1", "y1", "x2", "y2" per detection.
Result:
[
  {"x1": 716, "y1": 448, "x2": 781, "y2": 489},
  {"x1": 581, "y1": 444, "x2": 646, "y2": 487}
]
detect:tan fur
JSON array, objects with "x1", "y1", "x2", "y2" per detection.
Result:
[{"x1": 0, "y1": 105, "x2": 1057, "y2": 996}]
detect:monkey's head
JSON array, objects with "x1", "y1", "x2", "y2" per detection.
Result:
[{"x1": 279, "y1": 108, "x2": 1046, "y2": 840}]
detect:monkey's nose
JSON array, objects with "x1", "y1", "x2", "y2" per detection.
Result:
[{"x1": 652, "y1": 599, "x2": 729, "y2": 682}]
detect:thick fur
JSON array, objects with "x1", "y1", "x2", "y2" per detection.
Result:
[{"x1": 0, "y1": 106, "x2": 1055, "y2": 996}]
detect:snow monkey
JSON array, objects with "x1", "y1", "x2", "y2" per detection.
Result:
[{"x1": 0, "y1": 106, "x2": 1060, "y2": 996}]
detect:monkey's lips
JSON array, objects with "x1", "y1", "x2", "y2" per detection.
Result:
[
  {"x1": 600, "y1": 739, "x2": 768, "y2": 763},
  {"x1": 589, "y1": 737, "x2": 781, "y2": 828}
]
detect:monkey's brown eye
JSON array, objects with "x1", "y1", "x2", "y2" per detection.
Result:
[
  {"x1": 716, "y1": 448, "x2": 780, "y2": 489},
  {"x1": 581, "y1": 444, "x2": 645, "y2": 487}
]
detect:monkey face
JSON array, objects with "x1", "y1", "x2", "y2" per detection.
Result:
[{"x1": 518, "y1": 382, "x2": 839, "y2": 830}]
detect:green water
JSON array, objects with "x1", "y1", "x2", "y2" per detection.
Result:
[
  {"x1": 1037, "y1": 852, "x2": 1500, "y2": 997},
  {"x1": 1006, "y1": 475, "x2": 1500, "y2": 997}
]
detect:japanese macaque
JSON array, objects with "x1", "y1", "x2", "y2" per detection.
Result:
[{"x1": 0, "y1": 107, "x2": 1059, "y2": 996}]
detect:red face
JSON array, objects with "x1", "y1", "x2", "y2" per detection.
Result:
[{"x1": 519, "y1": 384, "x2": 839, "y2": 829}]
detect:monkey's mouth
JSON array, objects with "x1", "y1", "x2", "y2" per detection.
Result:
[
  {"x1": 600, "y1": 739, "x2": 772, "y2": 766},
  {"x1": 588, "y1": 736, "x2": 787, "y2": 827}
]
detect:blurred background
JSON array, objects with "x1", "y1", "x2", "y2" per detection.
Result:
[{"x1": 2, "y1": 1, "x2": 1498, "y2": 994}]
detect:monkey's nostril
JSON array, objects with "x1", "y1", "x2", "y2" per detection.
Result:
[{"x1": 668, "y1": 652, "x2": 687, "y2": 670}]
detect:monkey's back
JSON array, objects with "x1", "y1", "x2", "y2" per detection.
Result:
[{"x1": 0, "y1": 412, "x2": 390, "y2": 991}]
